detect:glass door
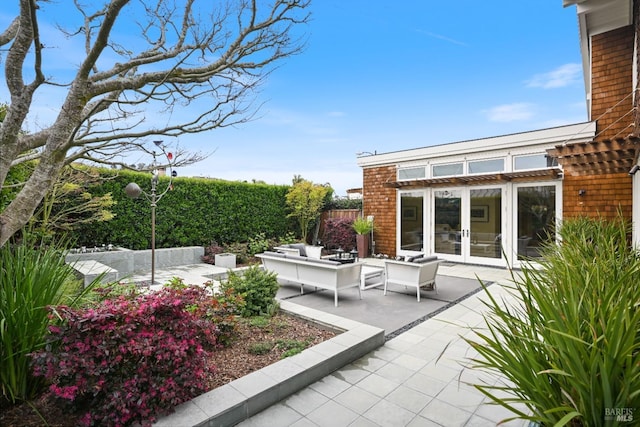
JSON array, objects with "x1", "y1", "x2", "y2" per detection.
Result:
[
  {"x1": 468, "y1": 187, "x2": 503, "y2": 265},
  {"x1": 432, "y1": 186, "x2": 504, "y2": 265},
  {"x1": 433, "y1": 189, "x2": 463, "y2": 261}
]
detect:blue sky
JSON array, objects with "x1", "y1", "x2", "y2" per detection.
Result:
[{"x1": 1, "y1": 1, "x2": 586, "y2": 196}]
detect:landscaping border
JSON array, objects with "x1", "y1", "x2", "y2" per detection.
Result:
[{"x1": 153, "y1": 300, "x2": 385, "y2": 427}]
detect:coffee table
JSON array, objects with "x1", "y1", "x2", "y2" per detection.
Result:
[{"x1": 361, "y1": 265, "x2": 385, "y2": 290}]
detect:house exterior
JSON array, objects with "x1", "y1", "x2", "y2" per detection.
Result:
[{"x1": 357, "y1": 0, "x2": 640, "y2": 268}]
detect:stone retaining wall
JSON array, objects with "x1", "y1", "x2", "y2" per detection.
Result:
[{"x1": 66, "y1": 246, "x2": 205, "y2": 278}]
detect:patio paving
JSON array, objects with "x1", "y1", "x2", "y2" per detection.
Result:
[
  {"x1": 237, "y1": 262, "x2": 528, "y2": 427},
  {"x1": 276, "y1": 271, "x2": 489, "y2": 338},
  {"x1": 143, "y1": 259, "x2": 528, "y2": 426}
]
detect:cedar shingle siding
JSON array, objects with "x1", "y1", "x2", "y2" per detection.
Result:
[{"x1": 561, "y1": 25, "x2": 635, "y2": 220}]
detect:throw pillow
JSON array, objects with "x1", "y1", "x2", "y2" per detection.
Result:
[
  {"x1": 289, "y1": 243, "x2": 307, "y2": 257},
  {"x1": 413, "y1": 256, "x2": 438, "y2": 264}
]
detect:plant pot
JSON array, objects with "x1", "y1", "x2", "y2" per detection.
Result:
[
  {"x1": 214, "y1": 253, "x2": 236, "y2": 269},
  {"x1": 356, "y1": 234, "x2": 369, "y2": 259}
]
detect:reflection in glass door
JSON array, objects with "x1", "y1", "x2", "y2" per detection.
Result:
[
  {"x1": 433, "y1": 190, "x2": 462, "y2": 257},
  {"x1": 433, "y1": 187, "x2": 503, "y2": 264},
  {"x1": 399, "y1": 192, "x2": 424, "y2": 252},
  {"x1": 516, "y1": 185, "x2": 556, "y2": 260},
  {"x1": 469, "y1": 188, "x2": 502, "y2": 261}
]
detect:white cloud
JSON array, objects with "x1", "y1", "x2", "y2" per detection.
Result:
[
  {"x1": 484, "y1": 103, "x2": 535, "y2": 122},
  {"x1": 526, "y1": 63, "x2": 582, "y2": 89}
]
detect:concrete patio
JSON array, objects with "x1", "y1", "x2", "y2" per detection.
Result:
[{"x1": 134, "y1": 260, "x2": 527, "y2": 426}]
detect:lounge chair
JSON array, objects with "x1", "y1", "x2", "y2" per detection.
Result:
[{"x1": 383, "y1": 256, "x2": 442, "y2": 302}]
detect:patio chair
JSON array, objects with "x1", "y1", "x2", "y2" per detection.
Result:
[{"x1": 383, "y1": 256, "x2": 443, "y2": 302}]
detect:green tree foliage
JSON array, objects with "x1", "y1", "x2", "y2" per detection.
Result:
[
  {"x1": 28, "y1": 166, "x2": 116, "y2": 244},
  {"x1": 285, "y1": 179, "x2": 330, "y2": 242},
  {"x1": 70, "y1": 169, "x2": 292, "y2": 249}
]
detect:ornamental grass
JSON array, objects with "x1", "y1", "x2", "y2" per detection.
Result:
[
  {"x1": 466, "y1": 216, "x2": 640, "y2": 426},
  {"x1": 0, "y1": 239, "x2": 94, "y2": 403}
]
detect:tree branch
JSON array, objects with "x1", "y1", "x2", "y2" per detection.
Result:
[{"x1": 0, "y1": 0, "x2": 310, "y2": 246}]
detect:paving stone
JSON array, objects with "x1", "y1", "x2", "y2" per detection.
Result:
[
  {"x1": 404, "y1": 372, "x2": 448, "y2": 397},
  {"x1": 419, "y1": 398, "x2": 473, "y2": 427},
  {"x1": 356, "y1": 373, "x2": 400, "y2": 398},
  {"x1": 385, "y1": 384, "x2": 431, "y2": 414},
  {"x1": 334, "y1": 385, "x2": 381, "y2": 413},
  {"x1": 309, "y1": 374, "x2": 352, "y2": 399},
  {"x1": 283, "y1": 387, "x2": 329, "y2": 416},
  {"x1": 363, "y1": 399, "x2": 418, "y2": 427},
  {"x1": 235, "y1": 403, "x2": 302, "y2": 427},
  {"x1": 375, "y1": 361, "x2": 415, "y2": 383},
  {"x1": 306, "y1": 400, "x2": 359, "y2": 427},
  {"x1": 331, "y1": 364, "x2": 371, "y2": 385}
]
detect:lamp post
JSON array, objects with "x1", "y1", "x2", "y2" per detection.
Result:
[{"x1": 125, "y1": 141, "x2": 175, "y2": 286}]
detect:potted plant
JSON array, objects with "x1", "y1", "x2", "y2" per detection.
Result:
[{"x1": 352, "y1": 217, "x2": 374, "y2": 258}]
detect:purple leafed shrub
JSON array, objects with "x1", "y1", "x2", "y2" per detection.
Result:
[
  {"x1": 201, "y1": 240, "x2": 225, "y2": 264},
  {"x1": 322, "y1": 217, "x2": 356, "y2": 251},
  {"x1": 31, "y1": 286, "x2": 226, "y2": 427}
]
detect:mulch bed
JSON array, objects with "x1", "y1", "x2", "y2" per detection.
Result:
[{"x1": 0, "y1": 312, "x2": 337, "y2": 427}]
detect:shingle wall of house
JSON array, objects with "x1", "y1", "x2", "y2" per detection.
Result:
[
  {"x1": 563, "y1": 173, "x2": 633, "y2": 219},
  {"x1": 362, "y1": 166, "x2": 397, "y2": 256},
  {"x1": 591, "y1": 25, "x2": 634, "y2": 141},
  {"x1": 561, "y1": 25, "x2": 635, "y2": 221}
]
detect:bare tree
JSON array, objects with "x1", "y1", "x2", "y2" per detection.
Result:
[{"x1": 0, "y1": 0, "x2": 310, "y2": 247}]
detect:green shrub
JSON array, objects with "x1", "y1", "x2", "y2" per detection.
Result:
[
  {"x1": 465, "y1": 216, "x2": 640, "y2": 426},
  {"x1": 70, "y1": 170, "x2": 292, "y2": 249},
  {"x1": 248, "y1": 232, "x2": 274, "y2": 256},
  {"x1": 220, "y1": 265, "x2": 279, "y2": 317},
  {"x1": 276, "y1": 232, "x2": 298, "y2": 246},
  {"x1": 276, "y1": 339, "x2": 313, "y2": 358},
  {"x1": 248, "y1": 316, "x2": 271, "y2": 328},
  {"x1": 0, "y1": 240, "x2": 95, "y2": 403},
  {"x1": 83, "y1": 281, "x2": 142, "y2": 305},
  {"x1": 325, "y1": 197, "x2": 362, "y2": 210},
  {"x1": 249, "y1": 342, "x2": 274, "y2": 355},
  {"x1": 223, "y1": 241, "x2": 250, "y2": 264}
]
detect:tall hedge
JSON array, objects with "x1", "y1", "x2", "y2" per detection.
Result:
[{"x1": 71, "y1": 169, "x2": 292, "y2": 249}]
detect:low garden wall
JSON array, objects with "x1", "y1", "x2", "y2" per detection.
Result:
[{"x1": 65, "y1": 246, "x2": 205, "y2": 278}]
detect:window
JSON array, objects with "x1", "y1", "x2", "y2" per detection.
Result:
[
  {"x1": 514, "y1": 154, "x2": 557, "y2": 170},
  {"x1": 517, "y1": 185, "x2": 556, "y2": 260},
  {"x1": 468, "y1": 158, "x2": 504, "y2": 174},
  {"x1": 400, "y1": 192, "x2": 424, "y2": 252},
  {"x1": 432, "y1": 163, "x2": 463, "y2": 177},
  {"x1": 398, "y1": 167, "x2": 426, "y2": 180}
]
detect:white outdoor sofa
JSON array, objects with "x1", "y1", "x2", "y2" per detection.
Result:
[
  {"x1": 256, "y1": 251, "x2": 363, "y2": 307},
  {"x1": 384, "y1": 256, "x2": 443, "y2": 302},
  {"x1": 273, "y1": 243, "x2": 323, "y2": 259}
]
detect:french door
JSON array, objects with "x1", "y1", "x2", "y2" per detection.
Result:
[{"x1": 432, "y1": 186, "x2": 504, "y2": 266}]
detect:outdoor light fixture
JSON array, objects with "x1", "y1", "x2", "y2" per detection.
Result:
[
  {"x1": 125, "y1": 141, "x2": 176, "y2": 286},
  {"x1": 578, "y1": 189, "x2": 586, "y2": 196}
]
